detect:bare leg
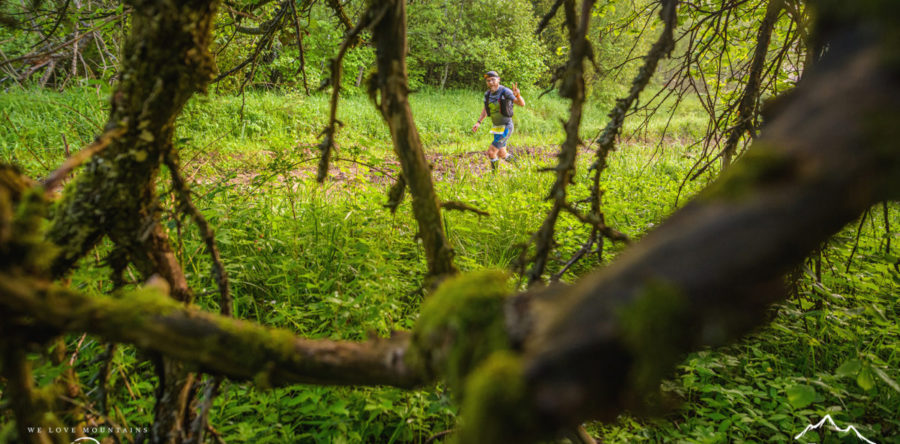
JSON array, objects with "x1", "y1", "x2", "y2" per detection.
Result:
[
  {"x1": 487, "y1": 145, "x2": 500, "y2": 170},
  {"x1": 498, "y1": 147, "x2": 517, "y2": 165}
]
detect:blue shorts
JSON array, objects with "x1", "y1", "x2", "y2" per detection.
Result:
[{"x1": 490, "y1": 123, "x2": 513, "y2": 148}]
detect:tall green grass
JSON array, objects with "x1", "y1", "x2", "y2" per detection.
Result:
[
  {"x1": 1, "y1": 85, "x2": 706, "y2": 177},
  {"x1": 2, "y1": 86, "x2": 897, "y2": 443}
]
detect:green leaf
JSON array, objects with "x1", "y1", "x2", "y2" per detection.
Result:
[
  {"x1": 835, "y1": 359, "x2": 862, "y2": 378},
  {"x1": 857, "y1": 367, "x2": 876, "y2": 391},
  {"x1": 786, "y1": 384, "x2": 817, "y2": 409}
]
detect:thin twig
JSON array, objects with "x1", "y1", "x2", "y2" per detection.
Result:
[
  {"x1": 42, "y1": 126, "x2": 125, "y2": 191},
  {"x1": 318, "y1": 5, "x2": 385, "y2": 182},
  {"x1": 288, "y1": 0, "x2": 310, "y2": 95},
  {"x1": 164, "y1": 152, "x2": 233, "y2": 317},
  {"x1": 425, "y1": 429, "x2": 455, "y2": 444},
  {"x1": 440, "y1": 200, "x2": 490, "y2": 217}
]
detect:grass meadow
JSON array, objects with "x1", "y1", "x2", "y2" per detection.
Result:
[{"x1": 1, "y1": 85, "x2": 898, "y2": 443}]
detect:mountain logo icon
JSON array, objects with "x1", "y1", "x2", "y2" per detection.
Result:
[{"x1": 794, "y1": 414, "x2": 876, "y2": 443}]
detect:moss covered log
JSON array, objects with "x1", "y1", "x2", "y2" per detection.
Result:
[
  {"x1": 517, "y1": 40, "x2": 900, "y2": 433},
  {"x1": 407, "y1": 270, "x2": 512, "y2": 394}
]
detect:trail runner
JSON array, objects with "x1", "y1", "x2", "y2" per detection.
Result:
[{"x1": 471, "y1": 70, "x2": 525, "y2": 170}]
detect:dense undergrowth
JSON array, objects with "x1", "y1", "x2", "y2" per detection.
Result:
[{"x1": 1, "y1": 86, "x2": 898, "y2": 443}]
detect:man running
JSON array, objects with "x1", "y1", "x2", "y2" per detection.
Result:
[{"x1": 471, "y1": 70, "x2": 525, "y2": 170}]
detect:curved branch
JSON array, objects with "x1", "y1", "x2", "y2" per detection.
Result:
[
  {"x1": 584, "y1": 0, "x2": 677, "y2": 264},
  {"x1": 519, "y1": 41, "x2": 900, "y2": 435},
  {"x1": 316, "y1": 5, "x2": 382, "y2": 182}
]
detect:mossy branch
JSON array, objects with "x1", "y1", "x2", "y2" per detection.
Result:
[
  {"x1": 440, "y1": 200, "x2": 489, "y2": 217},
  {"x1": 0, "y1": 275, "x2": 427, "y2": 389},
  {"x1": 368, "y1": 0, "x2": 457, "y2": 280},
  {"x1": 518, "y1": 44, "x2": 900, "y2": 432}
]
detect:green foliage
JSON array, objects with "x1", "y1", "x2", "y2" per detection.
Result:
[
  {"x1": 407, "y1": 0, "x2": 547, "y2": 89},
  {"x1": 0, "y1": 86, "x2": 108, "y2": 176},
  {"x1": 3, "y1": 87, "x2": 898, "y2": 443}
]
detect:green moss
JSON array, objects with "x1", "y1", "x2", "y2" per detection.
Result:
[
  {"x1": 455, "y1": 351, "x2": 533, "y2": 444},
  {"x1": 407, "y1": 270, "x2": 512, "y2": 394},
  {"x1": 47, "y1": 282, "x2": 182, "y2": 344},
  {"x1": 215, "y1": 320, "x2": 300, "y2": 386},
  {"x1": 16, "y1": 189, "x2": 58, "y2": 272},
  {"x1": 701, "y1": 145, "x2": 794, "y2": 202},
  {"x1": 618, "y1": 280, "x2": 690, "y2": 405}
]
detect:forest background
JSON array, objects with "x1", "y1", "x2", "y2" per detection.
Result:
[{"x1": 0, "y1": 0, "x2": 899, "y2": 443}]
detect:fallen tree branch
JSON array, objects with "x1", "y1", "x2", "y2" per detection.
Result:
[
  {"x1": 514, "y1": 40, "x2": 900, "y2": 437},
  {"x1": 0, "y1": 275, "x2": 426, "y2": 389}
]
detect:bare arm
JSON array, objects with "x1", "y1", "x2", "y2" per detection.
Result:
[
  {"x1": 472, "y1": 108, "x2": 488, "y2": 132},
  {"x1": 512, "y1": 82, "x2": 525, "y2": 107}
]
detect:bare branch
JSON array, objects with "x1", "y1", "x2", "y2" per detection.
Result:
[
  {"x1": 526, "y1": 0, "x2": 599, "y2": 286},
  {"x1": 720, "y1": 0, "x2": 785, "y2": 167},
  {"x1": 41, "y1": 127, "x2": 125, "y2": 192},
  {"x1": 441, "y1": 200, "x2": 490, "y2": 217},
  {"x1": 164, "y1": 152, "x2": 232, "y2": 316}
]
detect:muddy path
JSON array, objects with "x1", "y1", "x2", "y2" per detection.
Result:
[{"x1": 185, "y1": 144, "x2": 564, "y2": 188}]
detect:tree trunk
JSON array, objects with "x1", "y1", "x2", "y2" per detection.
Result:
[
  {"x1": 44, "y1": 1, "x2": 221, "y2": 442},
  {"x1": 440, "y1": 63, "x2": 449, "y2": 90}
]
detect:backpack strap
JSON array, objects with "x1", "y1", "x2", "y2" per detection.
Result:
[
  {"x1": 498, "y1": 86, "x2": 512, "y2": 118},
  {"x1": 485, "y1": 87, "x2": 514, "y2": 117}
]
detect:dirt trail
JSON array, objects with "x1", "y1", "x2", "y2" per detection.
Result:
[{"x1": 188, "y1": 145, "x2": 562, "y2": 187}]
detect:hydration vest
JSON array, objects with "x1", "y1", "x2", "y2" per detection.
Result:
[{"x1": 484, "y1": 86, "x2": 514, "y2": 118}]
